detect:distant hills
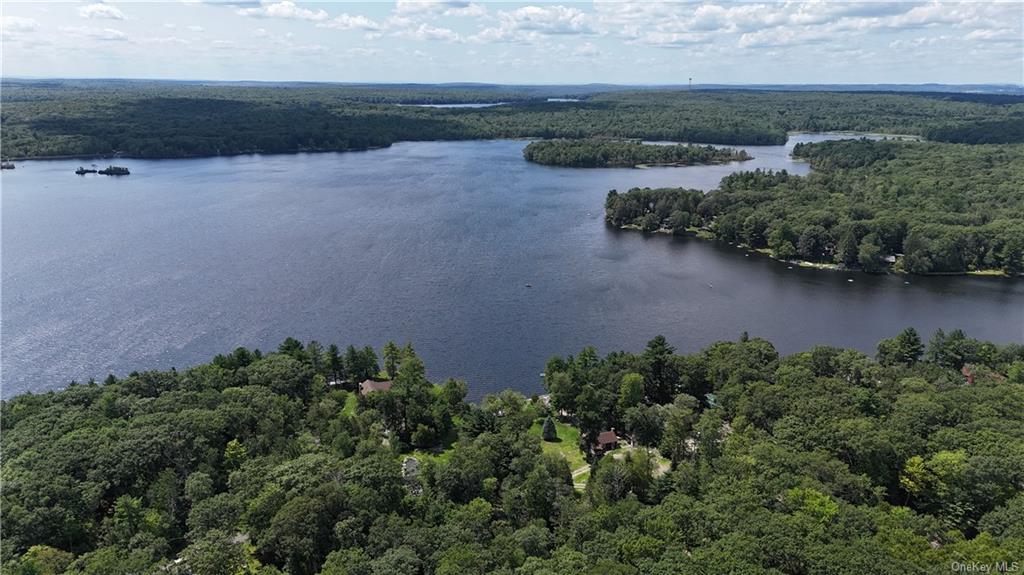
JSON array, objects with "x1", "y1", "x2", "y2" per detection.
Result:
[{"x1": 3, "y1": 77, "x2": 1022, "y2": 96}]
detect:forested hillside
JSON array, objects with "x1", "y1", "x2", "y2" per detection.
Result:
[
  {"x1": 605, "y1": 139, "x2": 1024, "y2": 275},
  {"x1": 522, "y1": 139, "x2": 750, "y2": 168},
  {"x1": 4, "y1": 81, "x2": 1023, "y2": 159},
  {"x1": 3, "y1": 330, "x2": 1024, "y2": 574}
]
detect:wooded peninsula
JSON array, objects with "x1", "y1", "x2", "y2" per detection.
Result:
[
  {"x1": 605, "y1": 139, "x2": 1024, "y2": 275},
  {"x1": 3, "y1": 80, "x2": 1023, "y2": 159},
  {"x1": 3, "y1": 330, "x2": 1023, "y2": 575},
  {"x1": 522, "y1": 139, "x2": 751, "y2": 168}
]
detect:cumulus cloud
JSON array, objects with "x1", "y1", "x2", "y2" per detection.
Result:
[
  {"x1": 237, "y1": 1, "x2": 327, "y2": 22},
  {"x1": 400, "y1": 22, "x2": 462, "y2": 42},
  {"x1": 317, "y1": 13, "x2": 382, "y2": 31},
  {"x1": 472, "y1": 5, "x2": 593, "y2": 43},
  {"x1": 78, "y1": 3, "x2": 125, "y2": 20},
  {"x1": 395, "y1": 0, "x2": 486, "y2": 18}
]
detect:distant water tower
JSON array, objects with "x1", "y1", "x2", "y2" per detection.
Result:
[{"x1": 688, "y1": 77, "x2": 693, "y2": 90}]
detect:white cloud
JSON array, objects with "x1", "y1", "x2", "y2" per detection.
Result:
[
  {"x1": 237, "y1": 1, "x2": 327, "y2": 22},
  {"x1": 641, "y1": 31, "x2": 709, "y2": 47},
  {"x1": 472, "y1": 5, "x2": 593, "y2": 43},
  {"x1": 211, "y1": 40, "x2": 236, "y2": 49},
  {"x1": 964, "y1": 28, "x2": 1020, "y2": 42},
  {"x1": 573, "y1": 41, "x2": 600, "y2": 57},
  {"x1": 144, "y1": 36, "x2": 190, "y2": 45},
  {"x1": 187, "y1": 25, "x2": 204, "y2": 32},
  {"x1": 317, "y1": 13, "x2": 382, "y2": 31},
  {"x1": 401, "y1": 22, "x2": 462, "y2": 42},
  {"x1": 78, "y1": 3, "x2": 125, "y2": 20},
  {"x1": 738, "y1": 27, "x2": 831, "y2": 49},
  {"x1": 395, "y1": 0, "x2": 486, "y2": 18},
  {"x1": 1, "y1": 16, "x2": 38, "y2": 34},
  {"x1": 347, "y1": 47, "x2": 380, "y2": 57},
  {"x1": 59, "y1": 25, "x2": 129, "y2": 41}
]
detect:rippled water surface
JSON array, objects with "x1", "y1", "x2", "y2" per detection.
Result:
[{"x1": 3, "y1": 135, "x2": 1021, "y2": 397}]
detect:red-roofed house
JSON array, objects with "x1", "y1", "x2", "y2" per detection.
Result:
[
  {"x1": 359, "y1": 379, "x2": 392, "y2": 395},
  {"x1": 593, "y1": 429, "x2": 620, "y2": 454}
]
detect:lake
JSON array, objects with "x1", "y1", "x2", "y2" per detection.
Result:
[{"x1": 2, "y1": 135, "x2": 1021, "y2": 398}]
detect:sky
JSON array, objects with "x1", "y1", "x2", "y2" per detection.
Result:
[{"x1": 1, "y1": 1, "x2": 1022, "y2": 85}]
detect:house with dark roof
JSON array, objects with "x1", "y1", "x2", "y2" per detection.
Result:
[
  {"x1": 593, "y1": 429, "x2": 620, "y2": 454},
  {"x1": 359, "y1": 379, "x2": 392, "y2": 395}
]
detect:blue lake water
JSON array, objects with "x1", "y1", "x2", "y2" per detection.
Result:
[{"x1": 2, "y1": 135, "x2": 1021, "y2": 398}]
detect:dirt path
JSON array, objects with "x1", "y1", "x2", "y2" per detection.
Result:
[{"x1": 571, "y1": 464, "x2": 590, "y2": 490}]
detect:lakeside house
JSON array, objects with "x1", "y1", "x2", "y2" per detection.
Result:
[
  {"x1": 359, "y1": 379, "x2": 393, "y2": 395},
  {"x1": 593, "y1": 429, "x2": 620, "y2": 454}
]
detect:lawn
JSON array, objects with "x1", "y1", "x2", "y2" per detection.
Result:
[
  {"x1": 605, "y1": 445, "x2": 672, "y2": 477},
  {"x1": 529, "y1": 419, "x2": 588, "y2": 471},
  {"x1": 341, "y1": 392, "x2": 358, "y2": 416}
]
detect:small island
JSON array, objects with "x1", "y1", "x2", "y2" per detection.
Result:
[
  {"x1": 523, "y1": 138, "x2": 752, "y2": 168},
  {"x1": 75, "y1": 167, "x2": 98, "y2": 175},
  {"x1": 97, "y1": 165, "x2": 130, "y2": 176}
]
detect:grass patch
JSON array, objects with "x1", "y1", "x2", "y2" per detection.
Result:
[
  {"x1": 529, "y1": 419, "x2": 587, "y2": 470},
  {"x1": 341, "y1": 392, "x2": 358, "y2": 417},
  {"x1": 407, "y1": 423, "x2": 460, "y2": 464}
]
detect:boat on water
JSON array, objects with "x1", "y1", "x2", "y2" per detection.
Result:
[
  {"x1": 97, "y1": 166, "x2": 130, "y2": 176},
  {"x1": 75, "y1": 167, "x2": 98, "y2": 175},
  {"x1": 1, "y1": 161, "x2": 14, "y2": 170}
]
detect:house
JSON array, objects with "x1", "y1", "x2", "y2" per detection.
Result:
[
  {"x1": 962, "y1": 365, "x2": 975, "y2": 385},
  {"x1": 359, "y1": 379, "x2": 392, "y2": 395},
  {"x1": 593, "y1": 429, "x2": 620, "y2": 454}
]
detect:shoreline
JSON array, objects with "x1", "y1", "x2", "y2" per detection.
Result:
[
  {"x1": 3, "y1": 129, "x2": 922, "y2": 163},
  {"x1": 3, "y1": 144, "x2": 394, "y2": 163},
  {"x1": 618, "y1": 224, "x2": 1015, "y2": 278},
  {"x1": 528, "y1": 157, "x2": 751, "y2": 169}
]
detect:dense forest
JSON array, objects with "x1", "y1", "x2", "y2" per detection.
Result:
[
  {"x1": 3, "y1": 330, "x2": 1023, "y2": 574},
  {"x1": 522, "y1": 139, "x2": 751, "y2": 168},
  {"x1": 4, "y1": 81, "x2": 1023, "y2": 158},
  {"x1": 605, "y1": 139, "x2": 1024, "y2": 275}
]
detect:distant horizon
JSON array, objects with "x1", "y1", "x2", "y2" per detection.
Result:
[{"x1": 4, "y1": 77, "x2": 1023, "y2": 90}]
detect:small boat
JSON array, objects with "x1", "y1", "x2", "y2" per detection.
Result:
[
  {"x1": 0, "y1": 161, "x2": 14, "y2": 170},
  {"x1": 525, "y1": 283, "x2": 532, "y2": 288},
  {"x1": 75, "y1": 167, "x2": 98, "y2": 175}
]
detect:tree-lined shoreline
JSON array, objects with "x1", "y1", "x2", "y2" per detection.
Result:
[
  {"x1": 605, "y1": 139, "x2": 1024, "y2": 276},
  {"x1": 5, "y1": 81, "x2": 1023, "y2": 159},
  {"x1": 3, "y1": 329, "x2": 1023, "y2": 574},
  {"x1": 522, "y1": 139, "x2": 752, "y2": 168}
]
